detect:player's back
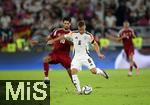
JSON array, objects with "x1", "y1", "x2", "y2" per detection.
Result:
[{"x1": 51, "y1": 28, "x2": 72, "y2": 54}]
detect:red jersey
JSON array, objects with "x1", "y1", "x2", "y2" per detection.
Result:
[
  {"x1": 118, "y1": 28, "x2": 135, "y2": 50},
  {"x1": 50, "y1": 28, "x2": 72, "y2": 54}
]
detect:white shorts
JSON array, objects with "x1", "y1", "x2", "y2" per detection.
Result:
[{"x1": 71, "y1": 55, "x2": 96, "y2": 70}]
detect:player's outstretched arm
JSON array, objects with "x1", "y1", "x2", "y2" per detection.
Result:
[
  {"x1": 30, "y1": 37, "x2": 48, "y2": 46},
  {"x1": 92, "y1": 40, "x2": 105, "y2": 59},
  {"x1": 47, "y1": 32, "x2": 73, "y2": 44},
  {"x1": 47, "y1": 35, "x2": 65, "y2": 44},
  {"x1": 106, "y1": 34, "x2": 124, "y2": 42},
  {"x1": 30, "y1": 40, "x2": 39, "y2": 46}
]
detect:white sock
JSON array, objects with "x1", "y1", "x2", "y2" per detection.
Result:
[
  {"x1": 96, "y1": 68, "x2": 104, "y2": 75},
  {"x1": 72, "y1": 75, "x2": 81, "y2": 93},
  {"x1": 44, "y1": 77, "x2": 49, "y2": 80}
]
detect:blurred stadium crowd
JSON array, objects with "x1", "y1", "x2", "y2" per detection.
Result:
[{"x1": 0, "y1": 0, "x2": 150, "y2": 52}]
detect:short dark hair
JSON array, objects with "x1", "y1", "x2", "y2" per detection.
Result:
[
  {"x1": 78, "y1": 20, "x2": 85, "y2": 27},
  {"x1": 63, "y1": 17, "x2": 71, "y2": 22}
]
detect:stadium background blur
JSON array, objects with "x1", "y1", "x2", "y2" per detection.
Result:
[
  {"x1": 0, "y1": 0, "x2": 150, "y2": 70},
  {"x1": 0, "y1": 1, "x2": 149, "y2": 105}
]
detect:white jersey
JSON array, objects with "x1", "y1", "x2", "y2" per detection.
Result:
[
  {"x1": 64, "y1": 31, "x2": 94, "y2": 57},
  {"x1": 64, "y1": 31, "x2": 95, "y2": 70}
]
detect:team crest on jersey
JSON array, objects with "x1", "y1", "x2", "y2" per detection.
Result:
[{"x1": 75, "y1": 36, "x2": 78, "y2": 39}]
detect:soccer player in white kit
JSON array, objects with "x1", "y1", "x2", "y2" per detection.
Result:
[{"x1": 48, "y1": 20, "x2": 109, "y2": 94}]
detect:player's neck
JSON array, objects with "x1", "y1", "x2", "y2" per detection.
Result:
[
  {"x1": 124, "y1": 27, "x2": 129, "y2": 30},
  {"x1": 79, "y1": 31, "x2": 85, "y2": 35},
  {"x1": 80, "y1": 32, "x2": 84, "y2": 35},
  {"x1": 63, "y1": 28, "x2": 70, "y2": 31}
]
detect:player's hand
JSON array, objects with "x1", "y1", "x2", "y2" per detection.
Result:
[
  {"x1": 121, "y1": 35, "x2": 128, "y2": 39},
  {"x1": 47, "y1": 40, "x2": 54, "y2": 45},
  {"x1": 106, "y1": 34, "x2": 112, "y2": 39},
  {"x1": 30, "y1": 40, "x2": 39, "y2": 46},
  {"x1": 98, "y1": 53, "x2": 105, "y2": 59}
]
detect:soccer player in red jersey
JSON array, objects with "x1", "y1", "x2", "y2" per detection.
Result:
[
  {"x1": 107, "y1": 21, "x2": 140, "y2": 76},
  {"x1": 31, "y1": 17, "x2": 72, "y2": 83}
]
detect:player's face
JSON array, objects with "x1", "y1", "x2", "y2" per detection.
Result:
[
  {"x1": 63, "y1": 20, "x2": 71, "y2": 30},
  {"x1": 78, "y1": 25, "x2": 86, "y2": 34},
  {"x1": 123, "y1": 22, "x2": 129, "y2": 28}
]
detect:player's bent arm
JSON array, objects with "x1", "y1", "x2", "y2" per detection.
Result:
[
  {"x1": 117, "y1": 36, "x2": 123, "y2": 41},
  {"x1": 30, "y1": 36, "x2": 48, "y2": 45},
  {"x1": 106, "y1": 34, "x2": 122, "y2": 42},
  {"x1": 30, "y1": 39, "x2": 39, "y2": 45},
  {"x1": 46, "y1": 35, "x2": 52, "y2": 41},
  {"x1": 47, "y1": 32, "x2": 73, "y2": 44},
  {"x1": 92, "y1": 40, "x2": 105, "y2": 59},
  {"x1": 47, "y1": 35, "x2": 65, "y2": 44}
]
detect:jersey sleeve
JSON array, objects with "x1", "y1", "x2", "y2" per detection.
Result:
[
  {"x1": 50, "y1": 29, "x2": 58, "y2": 38},
  {"x1": 64, "y1": 31, "x2": 74, "y2": 39},
  {"x1": 118, "y1": 29, "x2": 122, "y2": 37},
  {"x1": 87, "y1": 34, "x2": 94, "y2": 43}
]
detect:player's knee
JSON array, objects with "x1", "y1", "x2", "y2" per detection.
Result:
[
  {"x1": 129, "y1": 60, "x2": 134, "y2": 66},
  {"x1": 129, "y1": 56, "x2": 133, "y2": 63},
  {"x1": 71, "y1": 68, "x2": 78, "y2": 75}
]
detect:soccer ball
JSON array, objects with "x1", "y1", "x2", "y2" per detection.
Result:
[{"x1": 82, "y1": 85, "x2": 92, "y2": 95}]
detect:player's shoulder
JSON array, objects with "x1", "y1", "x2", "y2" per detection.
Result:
[
  {"x1": 70, "y1": 30, "x2": 79, "y2": 35},
  {"x1": 85, "y1": 31, "x2": 93, "y2": 36},
  {"x1": 119, "y1": 28, "x2": 125, "y2": 33},
  {"x1": 85, "y1": 31, "x2": 93, "y2": 37},
  {"x1": 128, "y1": 28, "x2": 134, "y2": 32},
  {"x1": 118, "y1": 28, "x2": 125, "y2": 36},
  {"x1": 72, "y1": 30, "x2": 79, "y2": 33},
  {"x1": 85, "y1": 31, "x2": 94, "y2": 40},
  {"x1": 85, "y1": 31, "x2": 94, "y2": 38},
  {"x1": 54, "y1": 28, "x2": 64, "y2": 32},
  {"x1": 52, "y1": 28, "x2": 62, "y2": 35},
  {"x1": 55, "y1": 28, "x2": 71, "y2": 33},
  {"x1": 57, "y1": 28, "x2": 64, "y2": 31},
  {"x1": 120, "y1": 28, "x2": 134, "y2": 32}
]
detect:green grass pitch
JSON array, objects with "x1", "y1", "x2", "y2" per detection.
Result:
[{"x1": 0, "y1": 69, "x2": 150, "y2": 105}]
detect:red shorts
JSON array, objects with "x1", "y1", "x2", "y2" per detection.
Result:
[
  {"x1": 48, "y1": 52, "x2": 71, "y2": 70},
  {"x1": 124, "y1": 48, "x2": 134, "y2": 59}
]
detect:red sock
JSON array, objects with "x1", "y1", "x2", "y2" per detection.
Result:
[
  {"x1": 130, "y1": 66, "x2": 133, "y2": 72},
  {"x1": 43, "y1": 62, "x2": 49, "y2": 77},
  {"x1": 133, "y1": 62, "x2": 138, "y2": 69}
]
